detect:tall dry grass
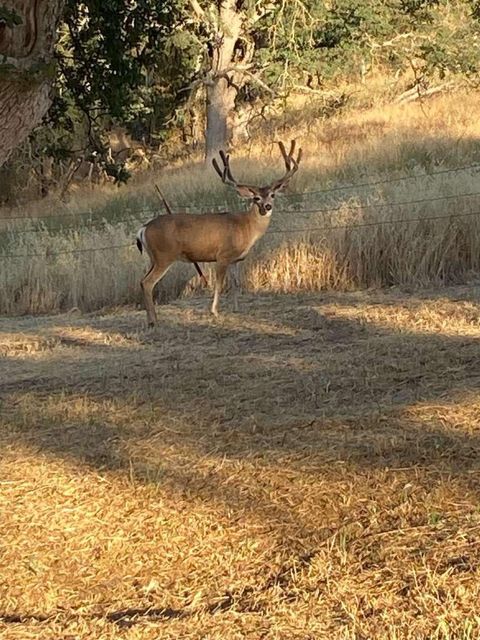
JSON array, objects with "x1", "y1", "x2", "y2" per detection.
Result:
[{"x1": 2, "y1": 90, "x2": 480, "y2": 316}]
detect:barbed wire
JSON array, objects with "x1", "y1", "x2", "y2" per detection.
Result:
[
  {"x1": 2, "y1": 208, "x2": 480, "y2": 260},
  {"x1": 282, "y1": 162, "x2": 480, "y2": 199},
  {"x1": 280, "y1": 189, "x2": 480, "y2": 215},
  {"x1": 4, "y1": 189, "x2": 480, "y2": 237},
  {"x1": 0, "y1": 242, "x2": 135, "y2": 260},
  {"x1": 0, "y1": 203, "x2": 233, "y2": 223},
  {"x1": 2, "y1": 161, "x2": 480, "y2": 223},
  {"x1": 2, "y1": 214, "x2": 147, "y2": 236},
  {"x1": 0, "y1": 207, "x2": 156, "y2": 223},
  {"x1": 267, "y1": 209, "x2": 480, "y2": 235}
]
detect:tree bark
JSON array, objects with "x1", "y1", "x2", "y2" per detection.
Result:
[
  {"x1": 205, "y1": 76, "x2": 237, "y2": 161},
  {"x1": 204, "y1": 0, "x2": 242, "y2": 161},
  {"x1": 0, "y1": 0, "x2": 64, "y2": 168}
]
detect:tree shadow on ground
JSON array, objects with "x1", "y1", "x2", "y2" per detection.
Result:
[{"x1": 1, "y1": 288, "x2": 480, "y2": 476}]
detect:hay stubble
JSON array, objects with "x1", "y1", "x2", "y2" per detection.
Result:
[{"x1": 1, "y1": 286, "x2": 480, "y2": 638}]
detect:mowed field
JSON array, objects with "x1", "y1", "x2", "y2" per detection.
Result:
[{"x1": 1, "y1": 284, "x2": 480, "y2": 639}]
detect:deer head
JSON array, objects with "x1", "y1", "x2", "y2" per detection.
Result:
[{"x1": 212, "y1": 140, "x2": 302, "y2": 216}]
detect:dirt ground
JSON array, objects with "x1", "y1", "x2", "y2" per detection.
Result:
[{"x1": 1, "y1": 285, "x2": 480, "y2": 639}]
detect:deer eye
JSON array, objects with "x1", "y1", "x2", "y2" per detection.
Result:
[{"x1": 253, "y1": 196, "x2": 261, "y2": 202}]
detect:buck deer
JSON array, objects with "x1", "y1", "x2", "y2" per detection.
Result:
[{"x1": 136, "y1": 141, "x2": 302, "y2": 326}]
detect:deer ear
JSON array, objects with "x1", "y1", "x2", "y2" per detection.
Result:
[{"x1": 235, "y1": 185, "x2": 257, "y2": 198}]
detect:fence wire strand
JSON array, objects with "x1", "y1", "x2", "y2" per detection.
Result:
[
  {"x1": 1, "y1": 161, "x2": 480, "y2": 222},
  {"x1": 2, "y1": 207, "x2": 480, "y2": 260},
  {"x1": 4, "y1": 190, "x2": 480, "y2": 237},
  {"x1": 0, "y1": 242, "x2": 135, "y2": 260}
]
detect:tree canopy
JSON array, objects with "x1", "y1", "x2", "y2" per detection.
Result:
[{"x1": 2, "y1": 0, "x2": 480, "y2": 190}]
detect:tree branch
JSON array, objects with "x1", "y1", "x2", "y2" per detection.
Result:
[
  {"x1": 189, "y1": 0, "x2": 206, "y2": 21},
  {"x1": 239, "y1": 69, "x2": 276, "y2": 95}
]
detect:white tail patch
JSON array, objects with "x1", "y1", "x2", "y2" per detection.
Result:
[{"x1": 136, "y1": 226, "x2": 147, "y2": 253}]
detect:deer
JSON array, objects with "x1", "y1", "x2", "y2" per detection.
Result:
[{"x1": 136, "y1": 140, "x2": 302, "y2": 326}]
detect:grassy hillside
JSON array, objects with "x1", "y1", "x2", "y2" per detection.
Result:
[{"x1": 2, "y1": 90, "x2": 480, "y2": 316}]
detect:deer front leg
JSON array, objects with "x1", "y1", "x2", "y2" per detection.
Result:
[
  {"x1": 231, "y1": 262, "x2": 241, "y2": 313},
  {"x1": 211, "y1": 262, "x2": 229, "y2": 317}
]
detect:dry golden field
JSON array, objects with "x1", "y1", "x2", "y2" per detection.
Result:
[{"x1": 1, "y1": 283, "x2": 480, "y2": 639}]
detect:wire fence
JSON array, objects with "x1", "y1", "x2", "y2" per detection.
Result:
[
  {"x1": 282, "y1": 161, "x2": 480, "y2": 199},
  {"x1": 5, "y1": 189, "x2": 480, "y2": 237},
  {"x1": 2, "y1": 208, "x2": 480, "y2": 260},
  {"x1": 1, "y1": 161, "x2": 480, "y2": 260},
  {"x1": 1, "y1": 160, "x2": 479, "y2": 222},
  {"x1": 268, "y1": 209, "x2": 480, "y2": 235}
]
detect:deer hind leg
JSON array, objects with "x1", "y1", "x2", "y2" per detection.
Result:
[
  {"x1": 211, "y1": 262, "x2": 229, "y2": 317},
  {"x1": 141, "y1": 259, "x2": 172, "y2": 327}
]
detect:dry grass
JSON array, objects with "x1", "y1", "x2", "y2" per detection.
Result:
[
  {"x1": 2, "y1": 90, "x2": 480, "y2": 315},
  {"x1": 2, "y1": 87, "x2": 480, "y2": 639},
  {"x1": 1, "y1": 284, "x2": 480, "y2": 638}
]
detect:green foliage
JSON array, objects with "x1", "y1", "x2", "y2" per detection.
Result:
[
  {"x1": 251, "y1": 0, "x2": 480, "y2": 90},
  {"x1": 12, "y1": 0, "x2": 480, "y2": 193},
  {"x1": 58, "y1": 0, "x2": 183, "y2": 122},
  {"x1": 38, "y1": 0, "x2": 200, "y2": 183}
]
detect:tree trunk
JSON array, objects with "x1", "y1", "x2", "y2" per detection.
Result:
[
  {"x1": 204, "y1": 0, "x2": 242, "y2": 161},
  {"x1": 0, "y1": 0, "x2": 64, "y2": 168},
  {"x1": 205, "y1": 76, "x2": 237, "y2": 161}
]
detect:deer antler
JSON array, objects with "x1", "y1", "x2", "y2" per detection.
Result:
[
  {"x1": 212, "y1": 151, "x2": 236, "y2": 186},
  {"x1": 212, "y1": 150, "x2": 253, "y2": 192},
  {"x1": 212, "y1": 140, "x2": 302, "y2": 193},
  {"x1": 212, "y1": 151, "x2": 240, "y2": 187},
  {"x1": 270, "y1": 140, "x2": 303, "y2": 191}
]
